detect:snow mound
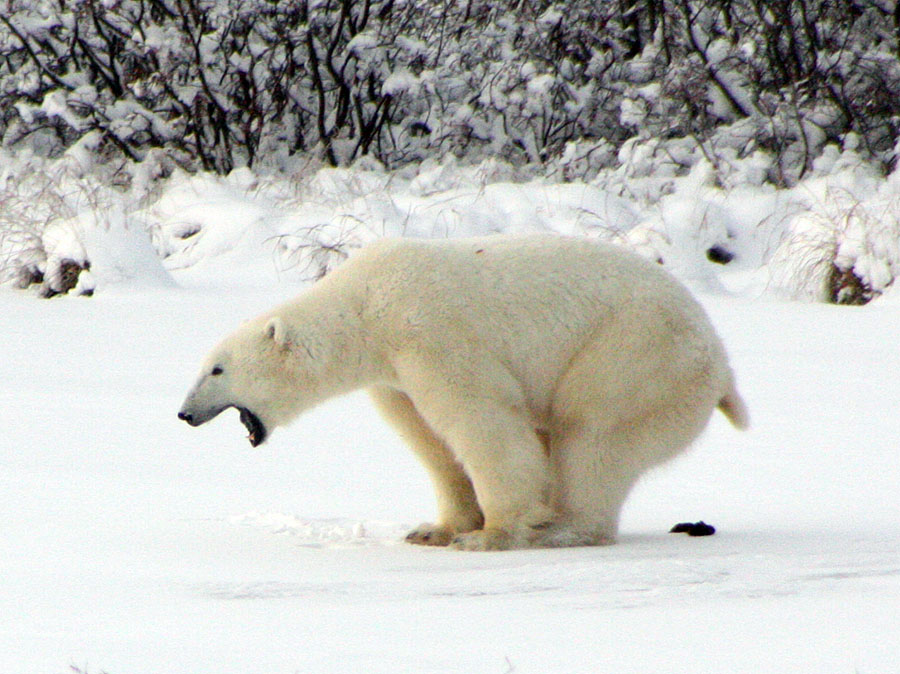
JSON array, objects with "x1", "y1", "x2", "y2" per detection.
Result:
[
  {"x1": 69, "y1": 210, "x2": 175, "y2": 293},
  {"x1": 4, "y1": 146, "x2": 900, "y2": 302}
]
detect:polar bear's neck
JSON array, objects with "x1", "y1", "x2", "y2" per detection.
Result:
[{"x1": 276, "y1": 278, "x2": 387, "y2": 411}]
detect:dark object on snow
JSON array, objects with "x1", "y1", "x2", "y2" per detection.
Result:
[
  {"x1": 670, "y1": 521, "x2": 716, "y2": 536},
  {"x1": 706, "y1": 245, "x2": 734, "y2": 265}
]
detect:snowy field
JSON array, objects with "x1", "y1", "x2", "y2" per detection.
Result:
[{"x1": 2, "y1": 159, "x2": 900, "y2": 673}]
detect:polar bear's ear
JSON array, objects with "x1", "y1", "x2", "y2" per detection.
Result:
[{"x1": 264, "y1": 316, "x2": 289, "y2": 347}]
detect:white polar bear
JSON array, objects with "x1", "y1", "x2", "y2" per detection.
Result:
[{"x1": 178, "y1": 234, "x2": 748, "y2": 550}]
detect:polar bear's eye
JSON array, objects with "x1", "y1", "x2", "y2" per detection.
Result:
[{"x1": 211, "y1": 365, "x2": 224, "y2": 376}]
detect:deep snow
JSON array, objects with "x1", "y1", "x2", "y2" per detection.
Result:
[{"x1": 2, "y1": 161, "x2": 899, "y2": 673}]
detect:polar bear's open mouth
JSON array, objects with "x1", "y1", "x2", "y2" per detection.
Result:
[{"x1": 237, "y1": 407, "x2": 267, "y2": 447}]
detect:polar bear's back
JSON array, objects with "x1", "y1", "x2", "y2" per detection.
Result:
[
  {"x1": 335, "y1": 235, "x2": 727, "y2": 407},
  {"x1": 348, "y1": 234, "x2": 707, "y2": 335},
  {"x1": 353, "y1": 234, "x2": 674, "y2": 294}
]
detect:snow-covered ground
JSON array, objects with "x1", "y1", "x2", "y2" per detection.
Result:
[{"x1": 2, "y1": 158, "x2": 899, "y2": 673}]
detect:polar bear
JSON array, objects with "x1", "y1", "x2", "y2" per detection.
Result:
[{"x1": 178, "y1": 234, "x2": 748, "y2": 550}]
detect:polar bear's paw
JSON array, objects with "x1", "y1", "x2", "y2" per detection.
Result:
[
  {"x1": 450, "y1": 528, "x2": 515, "y2": 551},
  {"x1": 404, "y1": 523, "x2": 457, "y2": 547}
]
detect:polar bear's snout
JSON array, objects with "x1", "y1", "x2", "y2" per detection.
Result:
[
  {"x1": 176, "y1": 398, "x2": 226, "y2": 427},
  {"x1": 177, "y1": 410, "x2": 196, "y2": 425}
]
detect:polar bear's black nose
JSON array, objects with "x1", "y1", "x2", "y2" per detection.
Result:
[{"x1": 178, "y1": 411, "x2": 193, "y2": 424}]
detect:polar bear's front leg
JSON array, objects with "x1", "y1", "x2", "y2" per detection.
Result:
[
  {"x1": 413, "y1": 397, "x2": 557, "y2": 551},
  {"x1": 368, "y1": 386, "x2": 484, "y2": 545}
]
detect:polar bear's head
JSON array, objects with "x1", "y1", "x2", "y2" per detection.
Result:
[{"x1": 178, "y1": 316, "x2": 296, "y2": 446}]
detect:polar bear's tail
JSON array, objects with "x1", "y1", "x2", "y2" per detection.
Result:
[{"x1": 718, "y1": 384, "x2": 749, "y2": 430}]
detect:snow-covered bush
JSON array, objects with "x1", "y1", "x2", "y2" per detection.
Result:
[
  {"x1": 0, "y1": 153, "x2": 87, "y2": 295},
  {"x1": 0, "y1": 151, "x2": 172, "y2": 295},
  {"x1": 4, "y1": 1, "x2": 900, "y2": 303},
  {"x1": 769, "y1": 184, "x2": 900, "y2": 304},
  {"x1": 3, "y1": 1, "x2": 899, "y2": 181}
]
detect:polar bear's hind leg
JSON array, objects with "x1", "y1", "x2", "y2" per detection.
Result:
[{"x1": 548, "y1": 392, "x2": 719, "y2": 547}]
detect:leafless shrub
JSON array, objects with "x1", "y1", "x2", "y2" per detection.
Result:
[
  {"x1": 769, "y1": 188, "x2": 900, "y2": 303},
  {"x1": 0, "y1": 162, "x2": 115, "y2": 295},
  {"x1": 3, "y1": 1, "x2": 897, "y2": 181}
]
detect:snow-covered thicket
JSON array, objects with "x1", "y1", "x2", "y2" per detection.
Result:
[
  {"x1": 3, "y1": 1, "x2": 900, "y2": 177},
  {"x1": 2, "y1": 1, "x2": 900, "y2": 303}
]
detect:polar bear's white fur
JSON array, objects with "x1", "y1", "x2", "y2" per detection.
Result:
[{"x1": 179, "y1": 235, "x2": 747, "y2": 550}]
